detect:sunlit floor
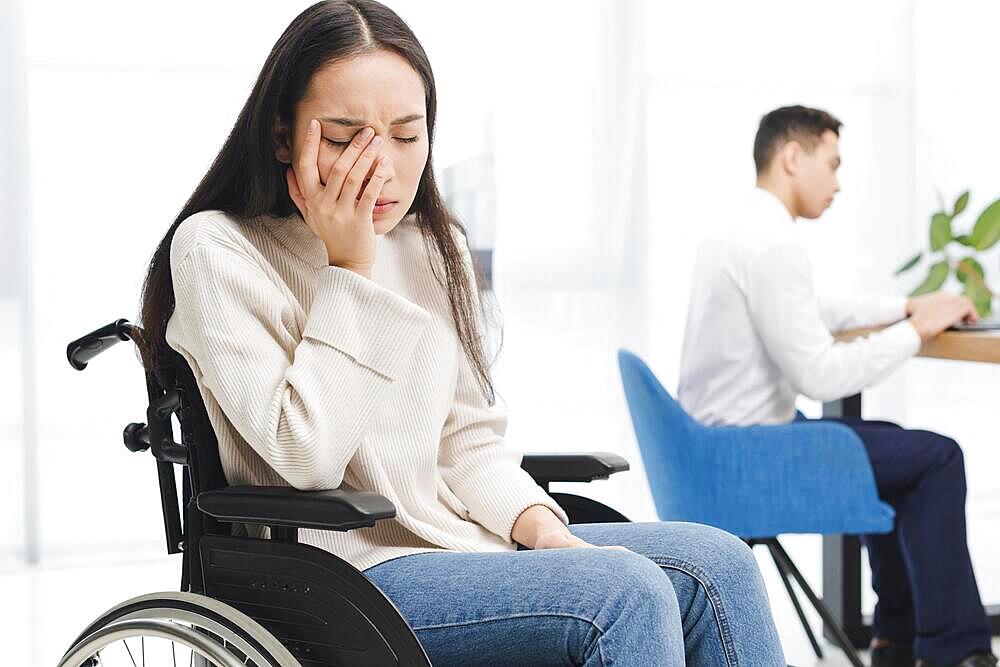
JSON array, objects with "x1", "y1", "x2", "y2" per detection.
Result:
[
  {"x1": 755, "y1": 554, "x2": 1000, "y2": 667},
  {"x1": 4, "y1": 547, "x2": 998, "y2": 666}
]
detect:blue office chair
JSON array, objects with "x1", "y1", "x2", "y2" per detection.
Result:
[{"x1": 618, "y1": 349, "x2": 894, "y2": 667}]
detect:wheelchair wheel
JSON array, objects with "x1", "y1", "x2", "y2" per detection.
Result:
[{"x1": 58, "y1": 591, "x2": 301, "y2": 667}]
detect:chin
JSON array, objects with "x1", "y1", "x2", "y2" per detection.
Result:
[
  {"x1": 373, "y1": 217, "x2": 402, "y2": 236},
  {"x1": 803, "y1": 201, "x2": 832, "y2": 219}
]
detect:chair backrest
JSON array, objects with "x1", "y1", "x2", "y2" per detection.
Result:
[
  {"x1": 616, "y1": 349, "x2": 704, "y2": 521},
  {"x1": 68, "y1": 319, "x2": 231, "y2": 591},
  {"x1": 617, "y1": 349, "x2": 895, "y2": 537},
  {"x1": 152, "y1": 348, "x2": 230, "y2": 593},
  {"x1": 161, "y1": 349, "x2": 228, "y2": 496}
]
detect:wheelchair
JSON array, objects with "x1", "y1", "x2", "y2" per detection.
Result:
[{"x1": 60, "y1": 318, "x2": 632, "y2": 666}]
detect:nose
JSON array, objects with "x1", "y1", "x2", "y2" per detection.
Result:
[
  {"x1": 360, "y1": 155, "x2": 394, "y2": 194},
  {"x1": 381, "y1": 155, "x2": 396, "y2": 183}
]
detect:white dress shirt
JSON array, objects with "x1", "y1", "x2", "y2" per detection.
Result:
[{"x1": 677, "y1": 187, "x2": 922, "y2": 426}]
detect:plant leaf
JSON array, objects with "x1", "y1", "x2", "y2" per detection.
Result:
[
  {"x1": 970, "y1": 198, "x2": 1000, "y2": 250},
  {"x1": 956, "y1": 257, "x2": 993, "y2": 317},
  {"x1": 909, "y1": 260, "x2": 950, "y2": 296},
  {"x1": 953, "y1": 190, "x2": 970, "y2": 217},
  {"x1": 894, "y1": 252, "x2": 923, "y2": 276},
  {"x1": 955, "y1": 234, "x2": 975, "y2": 247},
  {"x1": 930, "y1": 212, "x2": 953, "y2": 251},
  {"x1": 955, "y1": 257, "x2": 985, "y2": 285},
  {"x1": 963, "y1": 278, "x2": 993, "y2": 318}
]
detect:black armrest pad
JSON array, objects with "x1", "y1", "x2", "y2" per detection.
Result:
[
  {"x1": 197, "y1": 486, "x2": 396, "y2": 532},
  {"x1": 521, "y1": 452, "x2": 629, "y2": 484}
]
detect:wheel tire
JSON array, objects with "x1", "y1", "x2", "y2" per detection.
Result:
[{"x1": 58, "y1": 591, "x2": 300, "y2": 667}]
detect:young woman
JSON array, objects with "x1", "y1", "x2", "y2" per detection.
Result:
[{"x1": 137, "y1": 1, "x2": 786, "y2": 664}]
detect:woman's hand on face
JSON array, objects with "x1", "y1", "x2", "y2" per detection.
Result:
[{"x1": 286, "y1": 119, "x2": 394, "y2": 277}]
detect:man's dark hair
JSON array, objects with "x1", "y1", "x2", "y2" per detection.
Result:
[{"x1": 753, "y1": 105, "x2": 842, "y2": 175}]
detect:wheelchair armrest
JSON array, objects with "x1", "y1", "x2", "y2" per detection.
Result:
[
  {"x1": 521, "y1": 452, "x2": 629, "y2": 484},
  {"x1": 196, "y1": 486, "x2": 396, "y2": 532}
]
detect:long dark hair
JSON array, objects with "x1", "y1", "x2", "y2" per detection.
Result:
[{"x1": 136, "y1": 0, "x2": 496, "y2": 401}]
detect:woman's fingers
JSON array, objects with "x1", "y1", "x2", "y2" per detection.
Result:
[
  {"x1": 338, "y1": 134, "x2": 384, "y2": 204},
  {"x1": 295, "y1": 118, "x2": 322, "y2": 198},
  {"x1": 357, "y1": 156, "x2": 392, "y2": 217},
  {"x1": 322, "y1": 126, "x2": 376, "y2": 203}
]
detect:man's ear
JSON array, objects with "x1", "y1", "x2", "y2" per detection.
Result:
[
  {"x1": 780, "y1": 141, "x2": 801, "y2": 176},
  {"x1": 273, "y1": 115, "x2": 292, "y2": 164}
]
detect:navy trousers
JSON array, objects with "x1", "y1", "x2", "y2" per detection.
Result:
[{"x1": 820, "y1": 417, "x2": 991, "y2": 664}]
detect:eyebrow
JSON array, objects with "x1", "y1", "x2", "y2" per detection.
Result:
[{"x1": 320, "y1": 113, "x2": 424, "y2": 127}]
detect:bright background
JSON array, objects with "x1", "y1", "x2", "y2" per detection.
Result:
[{"x1": 2, "y1": 1, "x2": 998, "y2": 664}]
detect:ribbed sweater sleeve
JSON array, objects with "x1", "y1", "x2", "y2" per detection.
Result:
[
  {"x1": 437, "y1": 240, "x2": 569, "y2": 542},
  {"x1": 438, "y1": 351, "x2": 570, "y2": 543},
  {"x1": 170, "y1": 243, "x2": 430, "y2": 490}
]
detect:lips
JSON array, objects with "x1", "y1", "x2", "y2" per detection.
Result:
[{"x1": 372, "y1": 199, "x2": 398, "y2": 217}]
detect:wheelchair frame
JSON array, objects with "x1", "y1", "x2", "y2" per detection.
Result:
[{"x1": 66, "y1": 318, "x2": 632, "y2": 666}]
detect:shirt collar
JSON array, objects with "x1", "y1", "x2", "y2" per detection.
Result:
[{"x1": 750, "y1": 186, "x2": 796, "y2": 225}]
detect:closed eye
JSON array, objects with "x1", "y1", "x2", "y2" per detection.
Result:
[{"x1": 324, "y1": 136, "x2": 420, "y2": 147}]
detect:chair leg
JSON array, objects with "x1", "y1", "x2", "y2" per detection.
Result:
[
  {"x1": 766, "y1": 542, "x2": 824, "y2": 659},
  {"x1": 767, "y1": 539, "x2": 865, "y2": 667}
]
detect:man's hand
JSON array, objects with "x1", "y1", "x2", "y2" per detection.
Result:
[{"x1": 906, "y1": 291, "x2": 979, "y2": 341}]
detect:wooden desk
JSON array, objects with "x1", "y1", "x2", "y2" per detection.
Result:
[
  {"x1": 836, "y1": 326, "x2": 1000, "y2": 364},
  {"x1": 823, "y1": 327, "x2": 1000, "y2": 647}
]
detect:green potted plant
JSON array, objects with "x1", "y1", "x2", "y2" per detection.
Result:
[{"x1": 896, "y1": 191, "x2": 1000, "y2": 317}]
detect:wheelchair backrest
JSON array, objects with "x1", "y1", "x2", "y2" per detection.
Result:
[{"x1": 160, "y1": 348, "x2": 228, "y2": 496}]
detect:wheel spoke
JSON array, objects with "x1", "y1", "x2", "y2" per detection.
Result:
[
  {"x1": 172, "y1": 641, "x2": 177, "y2": 667},
  {"x1": 123, "y1": 639, "x2": 138, "y2": 667}
]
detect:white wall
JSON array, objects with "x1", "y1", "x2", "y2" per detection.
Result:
[
  {"x1": 906, "y1": 0, "x2": 1000, "y2": 603},
  {"x1": 4, "y1": 3, "x2": 998, "y2": 616},
  {"x1": 636, "y1": 0, "x2": 1000, "y2": 610},
  {"x1": 22, "y1": 2, "x2": 316, "y2": 562}
]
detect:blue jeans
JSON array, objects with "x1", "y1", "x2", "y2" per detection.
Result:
[{"x1": 364, "y1": 521, "x2": 785, "y2": 666}]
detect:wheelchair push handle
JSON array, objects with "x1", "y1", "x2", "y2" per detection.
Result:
[{"x1": 67, "y1": 318, "x2": 135, "y2": 370}]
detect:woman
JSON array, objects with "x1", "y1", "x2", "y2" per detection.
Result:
[{"x1": 137, "y1": 1, "x2": 786, "y2": 664}]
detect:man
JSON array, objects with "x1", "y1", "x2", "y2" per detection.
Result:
[{"x1": 678, "y1": 105, "x2": 995, "y2": 667}]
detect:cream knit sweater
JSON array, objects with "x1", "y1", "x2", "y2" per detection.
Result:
[{"x1": 165, "y1": 210, "x2": 567, "y2": 572}]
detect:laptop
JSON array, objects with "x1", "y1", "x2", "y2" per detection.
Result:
[{"x1": 950, "y1": 320, "x2": 1000, "y2": 331}]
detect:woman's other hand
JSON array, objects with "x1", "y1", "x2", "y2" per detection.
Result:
[{"x1": 513, "y1": 505, "x2": 628, "y2": 552}]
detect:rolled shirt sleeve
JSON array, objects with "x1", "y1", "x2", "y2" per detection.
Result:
[{"x1": 746, "y1": 243, "x2": 921, "y2": 402}]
